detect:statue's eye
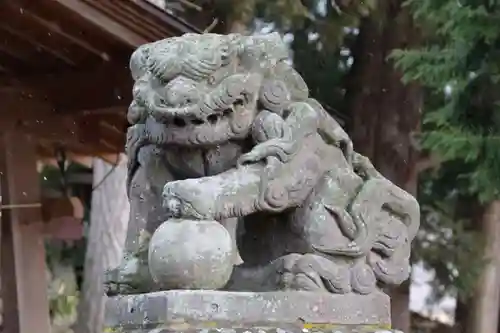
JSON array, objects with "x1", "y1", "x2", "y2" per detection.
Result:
[
  {"x1": 221, "y1": 46, "x2": 230, "y2": 62},
  {"x1": 207, "y1": 75, "x2": 216, "y2": 85}
]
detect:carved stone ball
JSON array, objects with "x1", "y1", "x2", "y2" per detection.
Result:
[{"x1": 148, "y1": 218, "x2": 234, "y2": 290}]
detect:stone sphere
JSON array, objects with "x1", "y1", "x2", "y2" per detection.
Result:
[{"x1": 148, "y1": 219, "x2": 234, "y2": 290}]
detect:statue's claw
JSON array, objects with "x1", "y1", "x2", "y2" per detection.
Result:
[
  {"x1": 343, "y1": 141, "x2": 354, "y2": 165},
  {"x1": 277, "y1": 254, "x2": 351, "y2": 293},
  {"x1": 237, "y1": 139, "x2": 297, "y2": 166},
  {"x1": 104, "y1": 279, "x2": 140, "y2": 296},
  {"x1": 323, "y1": 204, "x2": 356, "y2": 240},
  {"x1": 164, "y1": 195, "x2": 182, "y2": 217},
  {"x1": 312, "y1": 209, "x2": 371, "y2": 257},
  {"x1": 104, "y1": 255, "x2": 154, "y2": 295},
  {"x1": 313, "y1": 242, "x2": 364, "y2": 257},
  {"x1": 352, "y1": 152, "x2": 382, "y2": 179},
  {"x1": 237, "y1": 151, "x2": 263, "y2": 166},
  {"x1": 162, "y1": 181, "x2": 209, "y2": 219},
  {"x1": 237, "y1": 145, "x2": 275, "y2": 165}
]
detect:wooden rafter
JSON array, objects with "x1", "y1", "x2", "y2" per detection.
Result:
[
  {"x1": 0, "y1": 0, "x2": 199, "y2": 162},
  {"x1": 0, "y1": 64, "x2": 132, "y2": 115},
  {"x1": 15, "y1": 6, "x2": 110, "y2": 61},
  {"x1": 51, "y1": 0, "x2": 147, "y2": 47}
]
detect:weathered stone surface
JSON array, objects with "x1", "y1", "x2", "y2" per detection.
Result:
[
  {"x1": 104, "y1": 290, "x2": 392, "y2": 332},
  {"x1": 104, "y1": 327, "x2": 402, "y2": 333},
  {"x1": 148, "y1": 219, "x2": 234, "y2": 290},
  {"x1": 106, "y1": 31, "x2": 420, "y2": 298},
  {"x1": 104, "y1": 30, "x2": 419, "y2": 333}
]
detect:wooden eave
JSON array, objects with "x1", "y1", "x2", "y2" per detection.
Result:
[{"x1": 0, "y1": 0, "x2": 198, "y2": 163}]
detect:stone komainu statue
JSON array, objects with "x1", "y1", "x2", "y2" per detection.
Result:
[{"x1": 106, "y1": 32, "x2": 420, "y2": 296}]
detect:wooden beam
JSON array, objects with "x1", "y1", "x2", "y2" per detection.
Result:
[
  {"x1": 0, "y1": 64, "x2": 132, "y2": 114},
  {"x1": 0, "y1": 131, "x2": 51, "y2": 333},
  {"x1": 46, "y1": 63, "x2": 132, "y2": 111},
  {"x1": 12, "y1": 5, "x2": 112, "y2": 61},
  {"x1": 0, "y1": 27, "x2": 72, "y2": 76},
  {"x1": 14, "y1": 112, "x2": 125, "y2": 147},
  {"x1": 0, "y1": 88, "x2": 55, "y2": 130},
  {"x1": 39, "y1": 153, "x2": 122, "y2": 168},
  {"x1": 0, "y1": 96, "x2": 126, "y2": 150},
  {"x1": 36, "y1": 137, "x2": 124, "y2": 159},
  {"x1": 51, "y1": 0, "x2": 147, "y2": 47},
  {"x1": 0, "y1": 0, "x2": 93, "y2": 66},
  {"x1": 2, "y1": 0, "x2": 132, "y2": 63},
  {"x1": 39, "y1": 155, "x2": 92, "y2": 168}
]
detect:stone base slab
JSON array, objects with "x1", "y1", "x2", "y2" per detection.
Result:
[
  {"x1": 104, "y1": 328, "x2": 400, "y2": 333},
  {"x1": 104, "y1": 290, "x2": 392, "y2": 332}
]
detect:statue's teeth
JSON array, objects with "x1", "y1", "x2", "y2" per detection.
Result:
[
  {"x1": 190, "y1": 118, "x2": 205, "y2": 125},
  {"x1": 173, "y1": 116, "x2": 187, "y2": 127},
  {"x1": 207, "y1": 114, "x2": 218, "y2": 124}
]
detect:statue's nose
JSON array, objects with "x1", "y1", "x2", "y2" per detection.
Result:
[{"x1": 160, "y1": 77, "x2": 200, "y2": 106}]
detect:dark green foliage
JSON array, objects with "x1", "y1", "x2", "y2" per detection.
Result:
[
  {"x1": 288, "y1": 17, "x2": 353, "y2": 115},
  {"x1": 415, "y1": 167, "x2": 485, "y2": 301},
  {"x1": 392, "y1": 0, "x2": 500, "y2": 298},
  {"x1": 393, "y1": 0, "x2": 500, "y2": 202},
  {"x1": 253, "y1": 0, "x2": 366, "y2": 119}
]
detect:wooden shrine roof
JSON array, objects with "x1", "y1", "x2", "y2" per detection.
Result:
[{"x1": 0, "y1": 0, "x2": 199, "y2": 164}]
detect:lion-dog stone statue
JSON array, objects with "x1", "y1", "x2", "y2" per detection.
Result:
[{"x1": 105, "y1": 33, "x2": 419, "y2": 300}]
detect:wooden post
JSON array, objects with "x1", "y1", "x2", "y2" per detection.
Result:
[{"x1": 0, "y1": 131, "x2": 51, "y2": 333}]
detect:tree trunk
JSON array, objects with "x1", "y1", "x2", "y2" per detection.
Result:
[
  {"x1": 468, "y1": 201, "x2": 500, "y2": 333},
  {"x1": 455, "y1": 297, "x2": 472, "y2": 333},
  {"x1": 345, "y1": 2, "x2": 422, "y2": 332},
  {"x1": 74, "y1": 155, "x2": 129, "y2": 333}
]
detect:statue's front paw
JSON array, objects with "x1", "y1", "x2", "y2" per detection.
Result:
[
  {"x1": 104, "y1": 257, "x2": 154, "y2": 296},
  {"x1": 163, "y1": 181, "x2": 214, "y2": 219},
  {"x1": 277, "y1": 254, "x2": 352, "y2": 294},
  {"x1": 237, "y1": 139, "x2": 297, "y2": 166},
  {"x1": 164, "y1": 195, "x2": 182, "y2": 217},
  {"x1": 237, "y1": 149, "x2": 267, "y2": 166}
]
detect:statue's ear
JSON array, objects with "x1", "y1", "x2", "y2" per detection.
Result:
[
  {"x1": 130, "y1": 44, "x2": 150, "y2": 81},
  {"x1": 235, "y1": 34, "x2": 288, "y2": 72},
  {"x1": 272, "y1": 62, "x2": 309, "y2": 101}
]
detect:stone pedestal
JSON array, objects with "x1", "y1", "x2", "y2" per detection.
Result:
[
  {"x1": 106, "y1": 30, "x2": 416, "y2": 333},
  {"x1": 104, "y1": 290, "x2": 400, "y2": 333}
]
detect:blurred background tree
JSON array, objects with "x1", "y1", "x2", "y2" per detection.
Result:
[
  {"x1": 41, "y1": 162, "x2": 90, "y2": 333},
  {"x1": 393, "y1": 0, "x2": 500, "y2": 332}
]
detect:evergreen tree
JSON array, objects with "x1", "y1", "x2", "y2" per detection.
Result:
[
  {"x1": 393, "y1": 1, "x2": 500, "y2": 331},
  {"x1": 393, "y1": 1, "x2": 500, "y2": 198}
]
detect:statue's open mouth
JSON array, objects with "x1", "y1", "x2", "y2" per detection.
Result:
[
  {"x1": 145, "y1": 96, "x2": 254, "y2": 146},
  {"x1": 162, "y1": 98, "x2": 245, "y2": 129},
  {"x1": 142, "y1": 72, "x2": 262, "y2": 146}
]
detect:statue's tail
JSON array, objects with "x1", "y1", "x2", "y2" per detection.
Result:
[{"x1": 307, "y1": 98, "x2": 353, "y2": 164}]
